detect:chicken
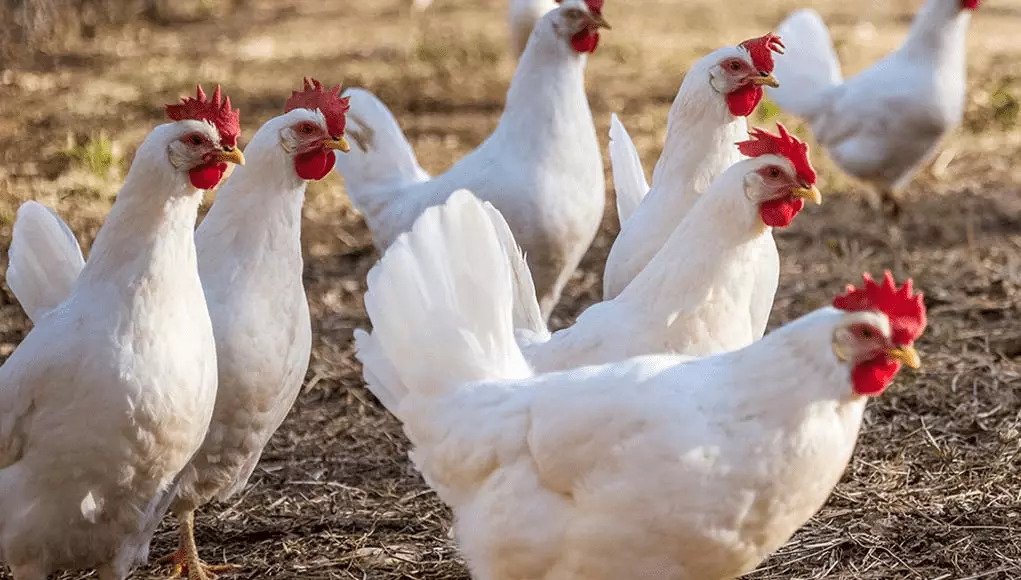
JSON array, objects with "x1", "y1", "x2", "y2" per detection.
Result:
[
  {"x1": 604, "y1": 33, "x2": 784, "y2": 300},
  {"x1": 519, "y1": 124, "x2": 820, "y2": 372},
  {"x1": 0, "y1": 85, "x2": 243, "y2": 580},
  {"x1": 335, "y1": 0, "x2": 608, "y2": 319},
  {"x1": 6, "y1": 79, "x2": 351, "y2": 580},
  {"x1": 766, "y1": 0, "x2": 979, "y2": 217},
  {"x1": 356, "y1": 192, "x2": 928, "y2": 580},
  {"x1": 509, "y1": 0, "x2": 557, "y2": 57}
]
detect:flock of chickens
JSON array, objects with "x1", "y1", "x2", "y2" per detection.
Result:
[{"x1": 0, "y1": 0, "x2": 978, "y2": 578}]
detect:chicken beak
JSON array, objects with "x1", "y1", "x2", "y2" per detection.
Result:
[
  {"x1": 217, "y1": 147, "x2": 245, "y2": 166},
  {"x1": 325, "y1": 136, "x2": 351, "y2": 153},
  {"x1": 887, "y1": 345, "x2": 921, "y2": 369},
  {"x1": 792, "y1": 185, "x2": 822, "y2": 205},
  {"x1": 590, "y1": 13, "x2": 611, "y2": 29},
  {"x1": 752, "y1": 73, "x2": 780, "y2": 88}
]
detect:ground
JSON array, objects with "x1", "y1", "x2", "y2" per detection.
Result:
[{"x1": 1, "y1": 0, "x2": 1020, "y2": 578}]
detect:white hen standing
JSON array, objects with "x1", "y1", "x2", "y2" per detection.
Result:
[
  {"x1": 5, "y1": 80, "x2": 351, "y2": 580},
  {"x1": 0, "y1": 86, "x2": 244, "y2": 580},
  {"x1": 604, "y1": 33, "x2": 784, "y2": 300},
  {"x1": 335, "y1": 0, "x2": 608, "y2": 319},
  {"x1": 357, "y1": 195, "x2": 928, "y2": 580},
  {"x1": 766, "y1": 0, "x2": 979, "y2": 216}
]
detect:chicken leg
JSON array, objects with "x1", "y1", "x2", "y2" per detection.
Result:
[{"x1": 156, "y1": 511, "x2": 239, "y2": 580}]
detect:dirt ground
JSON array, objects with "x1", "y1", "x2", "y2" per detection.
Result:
[{"x1": 1, "y1": 0, "x2": 1020, "y2": 578}]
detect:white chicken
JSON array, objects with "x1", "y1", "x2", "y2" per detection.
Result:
[
  {"x1": 604, "y1": 33, "x2": 785, "y2": 300},
  {"x1": 356, "y1": 191, "x2": 928, "y2": 580},
  {"x1": 5, "y1": 79, "x2": 351, "y2": 580},
  {"x1": 766, "y1": 0, "x2": 979, "y2": 216},
  {"x1": 335, "y1": 0, "x2": 608, "y2": 319},
  {"x1": 0, "y1": 86, "x2": 244, "y2": 580}
]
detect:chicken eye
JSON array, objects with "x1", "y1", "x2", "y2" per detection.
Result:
[
  {"x1": 189, "y1": 134, "x2": 203, "y2": 146},
  {"x1": 301, "y1": 123, "x2": 315, "y2": 134},
  {"x1": 768, "y1": 167, "x2": 781, "y2": 179},
  {"x1": 859, "y1": 327, "x2": 874, "y2": 339},
  {"x1": 729, "y1": 60, "x2": 742, "y2": 71}
]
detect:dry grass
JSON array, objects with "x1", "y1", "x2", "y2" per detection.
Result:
[{"x1": 1, "y1": 0, "x2": 1021, "y2": 578}]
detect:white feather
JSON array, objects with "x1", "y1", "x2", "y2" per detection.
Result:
[
  {"x1": 6, "y1": 201, "x2": 85, "y2": 323},
  {"x1": 358, "y1": 189, "x2": 532, "y2": 412},
  {"x1": 767, "y1": 9, "x2": 843, "y2": 118},
  {"x1": 608, "y1": 113, "x2": 650, "y2": 228}
]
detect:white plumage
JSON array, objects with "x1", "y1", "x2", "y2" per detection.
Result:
[
  {"x1": 357, "y1": 190, "x2": 924, "y2": 580},
  {"x1": 6, "y1": 201, "x2": 85, "y2": 322},
  {"x1": 335, "y1": 0, "x2": 605, "y2": 319},
  {"x1": 766, "y1": 0, "x2": 976, "y2": 212},
  {"x1": 0, "y1": 120, "x2": 221, "y2": 580}
]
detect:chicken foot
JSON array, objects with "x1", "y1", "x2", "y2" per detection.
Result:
[{"x1": 156, "y1": 511, "x2": 239, "y2": 580}]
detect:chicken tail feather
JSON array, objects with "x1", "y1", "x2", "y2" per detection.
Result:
[
  {"x1": 608, "y1": 112, "x2": 650, "y2": 228},
  {"x1": 766, "y1": 8, "x2": 843, "y2": 119},
  {"x1": 333, "y1": 88, "x2": 430, "y2": 217},
  {"x1": 7, "y1": 201, "x2": 85, "y2": 323},
  {"x1": 357, "y1": 189, "x2": 533, "y2": 415},
  {"x1": 478, "y1": 202, "x2": 549, "y2": 343}
]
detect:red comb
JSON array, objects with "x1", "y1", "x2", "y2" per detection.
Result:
[
  {"x1": 833, "y1": 272, "x2": 927, "y2": 345},
  {"x1": 740, "y1": 33, "x2": 785, "y2": 73},
  {"x1": 736, "y1": 123, "x2": 816, "y2": 186},
  {"x1": 555, "y1": 0, "x2": 604, "y2": 14},
  {"x1": 284, "y1": 78, "x2": 351, "y2": 138},
  {"x1": 165, "y1": 85, "x2": 240, "y2": 148}
]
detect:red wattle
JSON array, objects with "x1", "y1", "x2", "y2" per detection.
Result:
[
  {"x1": 758, "y1": 196, "x2": 804, "y2": 228},
  {"x1": 961, "y1": 0, "x2": 980, "y2": 9},
  {"x1": 294, "y1": 149, "x2": 336, "y2": 181},
  {"x1": 726, "y1": 85, "x2": 764, "y2": 117},
  {"x1": 188, "y1": 162, "x2": 228, "y2": 190},
  {"x1": 571, "y1": 30, "x2": 600, "y2": 53},
  {"x1": 851, "y1": 356, "x2": 901, "y2": 396}
]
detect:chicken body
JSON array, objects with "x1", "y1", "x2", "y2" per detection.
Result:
[
  {"x1": 335, "y1": 0, "x2": 605, "y2": 319},
  {"x1": 0, "y1": 121, "x2": 220, "y2": 580},
  {"x1": 766, "y1": 0, "x2": 975, "y2": 213},
  {"x1": 357, "y1": 192, "x2": 901, "y2": 580}
]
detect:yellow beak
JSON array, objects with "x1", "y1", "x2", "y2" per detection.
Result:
[
  {"x1": 792, "y1": 185, "x2": 822, "y2": 205},
  {"x1": 887, "y1": 345, "x2": 921, "y2": 369},
  {"x1": 752, "y1": 73, "x2": 780, "y2": 88},
  {"x1": 217, "y1": 147, "x2": 245, "y2": 166},
  {"x1": 325, "y1": 136, "x2": 351, "y2": 153},
  {"x1": 590, "y1": 13, "x2": 611, "y2": 29}
]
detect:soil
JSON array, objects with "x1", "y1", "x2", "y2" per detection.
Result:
[{"x1": 1, "y1": 0, "x2": 1020, "y2": 578}]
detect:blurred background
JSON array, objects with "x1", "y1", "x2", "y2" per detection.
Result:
[{"x1": 1, "y1": 0, "x2": 1020, "y2": 578}]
